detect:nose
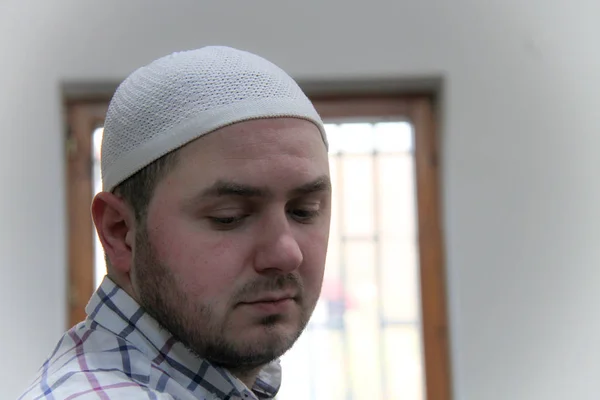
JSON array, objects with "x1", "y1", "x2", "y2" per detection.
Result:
[{"x1": 253, "y1": 218, "x2": 303, "y2": 273}]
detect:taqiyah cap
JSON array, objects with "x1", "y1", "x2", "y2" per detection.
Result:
[{"x1": 101, "y1": 46, "x2": 327, "y2": 192}]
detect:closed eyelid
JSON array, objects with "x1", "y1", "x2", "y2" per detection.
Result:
[
  {"x1": 289, "y1": 201, "x2": 321, "y2": 208},
  {"x1": 210, "y1": 206, "x2": 246, "y2": 213}
]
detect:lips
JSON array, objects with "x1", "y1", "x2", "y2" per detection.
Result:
[
  {"x1": 239, "y1": 293, "x2": 297, "y2": 314},
  {"x1": 241, "y1": 292, "x2": 297, "y2": 304}
]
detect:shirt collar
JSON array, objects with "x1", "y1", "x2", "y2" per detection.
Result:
[{"x1": 85, "y1": 276, "x2": 281, "y2": 399}]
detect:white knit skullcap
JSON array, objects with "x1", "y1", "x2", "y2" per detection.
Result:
[{"x1": 101, "y1": 46, "x2": 327, "y2": 192}]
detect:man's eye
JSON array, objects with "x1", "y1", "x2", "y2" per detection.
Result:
[
  {"x1": 290, "y1": 209, "x2": 320, "y2": 222},
  {"x1": 208, "y1": 216, "x2": 245, "y2": 229}
]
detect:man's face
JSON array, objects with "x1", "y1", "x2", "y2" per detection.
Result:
[{"x1": 131, "y1": 118, "x2": 331, "y2": 370}]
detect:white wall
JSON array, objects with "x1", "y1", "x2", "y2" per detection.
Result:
[{"x1": 2, "y1": 0, "x2": 599, "y2": 398}]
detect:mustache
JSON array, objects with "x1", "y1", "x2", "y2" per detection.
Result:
[{"x1": 233, "y1": 274, "x2": 303, "y2": 303}]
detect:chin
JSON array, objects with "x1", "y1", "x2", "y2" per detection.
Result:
[
  {"x1": 201, "y1": 315, "x2": 308, "y2": 369},
  {"x1": 241, "y1": 318, "x2": 303, "y2": 351}
]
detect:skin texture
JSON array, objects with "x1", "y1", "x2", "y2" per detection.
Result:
[{"x1": 92, "y1": 118, "x2": 331, "y2": 388}]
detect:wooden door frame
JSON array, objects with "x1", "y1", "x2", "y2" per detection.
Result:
[{"x1": 65, "y1": 94, "x2": 452, "y2": 400}]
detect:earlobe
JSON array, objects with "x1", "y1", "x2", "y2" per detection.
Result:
[{"x1": 91, "y1": 192, "x2": 135, "y2": 278}]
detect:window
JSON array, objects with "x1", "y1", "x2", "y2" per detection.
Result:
[
  {"x1": 66, "y1": 95, "x2": 451, "y2": 400},
  {"x1": 278, "y1": 120, "x2": 424, "y2": 399}
]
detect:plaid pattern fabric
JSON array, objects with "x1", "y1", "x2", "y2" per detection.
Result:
[{"x1": 20, "y1": 277, "x2": 281, "y2": 400}]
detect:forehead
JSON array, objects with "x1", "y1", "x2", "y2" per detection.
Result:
[
  {"x1": 180, "y1": 118, "x2": 326, "y2": 164},
  {"x1": 188, "y1": 117, "x2": 323, "y2": 154},
  {"x1": 161, "y1": 118, "x2": 329, "y2": 191}
]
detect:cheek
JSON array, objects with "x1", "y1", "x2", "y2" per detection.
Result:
[
  {"x1": 145, "y1": 213, "x2": 244, "y2": 298},
  {"x1": 299, "y1": 228, "x2": 330, "y2": 286}
]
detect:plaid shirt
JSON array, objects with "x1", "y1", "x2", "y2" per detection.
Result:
[{"x1": 20, "y1": 277, "x2": 281, "y2": 400}]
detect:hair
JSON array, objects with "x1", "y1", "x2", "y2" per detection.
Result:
[
  {"x1": 103, "y1": 150, "x2": 179, "y2": 275},
  {"x1": 113, "y1": 150, "x2": 180, "y2": 223}
]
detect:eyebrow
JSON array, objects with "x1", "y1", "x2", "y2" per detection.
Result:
[
  {"x1": 290, "y1": 175, "x2": 332, "y2": 196},
  {"x1": 197, "y1": 175, "x2": 332, "y2": 200}
]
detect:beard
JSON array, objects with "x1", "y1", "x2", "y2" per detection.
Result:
[{"x1": 131, "y1": 227, "x2": 315, "y2": 373}]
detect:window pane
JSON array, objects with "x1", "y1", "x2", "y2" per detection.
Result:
[
  {"x1": 279, "y1": 327, "x2": 347, "y2": 399},
  {"x1": 373, "y1": 122, "x2": 413, "y2": 153},
  {"x1": 378, "y1": 153, "x2": 417, "y2": 237},
  {"x1": 381, "y1": 239, "x2": 420, "y2": 322},
  {"x1": 326, "y1": 123, "x2": 374, "y2": 154},
  {"x1": 384, "y1": 326, "x2": 425, "y2": 400},
  {"x1": 339, "y1": 154, "x2": 375, "y2": 236}
]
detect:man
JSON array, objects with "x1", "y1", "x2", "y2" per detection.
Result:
[{"x1": 21, "y1": 46, "x2": 331, "y2": 399}]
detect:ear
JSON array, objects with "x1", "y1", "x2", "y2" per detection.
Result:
[{"x1": 91, "y1": 192, "x2": 136, "y2": 282}]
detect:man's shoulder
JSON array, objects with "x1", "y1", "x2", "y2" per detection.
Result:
[{"x1": 19, "y1": 323, "x2": 163, "y2": 399}]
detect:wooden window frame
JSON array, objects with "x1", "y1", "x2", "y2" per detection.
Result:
[
  {"x1": 312, "y1": 95, "x2": 451, "y2": 400},
  {"x1": 65, "y1": 94, "x2": 451, "y2": 400},
  {"x1": 65, "y1": 101, "x2": 108, "y2": 328}
]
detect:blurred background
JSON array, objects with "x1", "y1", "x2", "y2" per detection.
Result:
[{"x1": 2, "y1": 1, "x2": 600, "y2": 399}]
